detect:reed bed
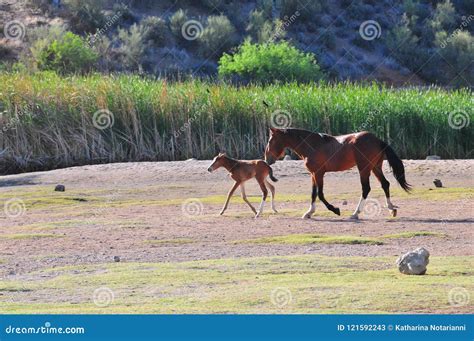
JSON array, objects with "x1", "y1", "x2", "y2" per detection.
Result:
[{"x1": 0, "y1": 72, "x2": 472, "y2": 174}]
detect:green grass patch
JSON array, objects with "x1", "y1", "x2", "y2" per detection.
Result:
[
  {"x1": 382, "y1": 231, "x2": 448, "y2": 239},
  {"x1": 0, "y1": 255, "x2": 472, "y2": 314},
  {"x1": 145, "y1": 238, "x2": 194, "y2": 245},
  {"x1": 0, "y1": 233, "x2": 61, "y2": 240},
  {"x1": 235, "y1": 234, "x2": 383, "y2": 245}
]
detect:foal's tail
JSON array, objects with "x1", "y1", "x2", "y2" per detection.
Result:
[
  {"x1": 268, "y1": 165, "x2": 278, "y2": 182},
  {"x1": 381, "y1": 141, "x2": 411, "y2": 192}
]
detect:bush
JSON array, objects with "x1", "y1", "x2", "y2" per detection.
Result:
[
  {"x1": 170, "y1": 9, "x2": 188, "y2": 41},
  {"x1": 386, "y1": 14, "x2": 420, "y2": 69},
  {"x1": 199, "y1": 15, "x2": 237, "y2": 58},
  {"x1": 36, "y1": 32, "x2": 98, "y2": 74},
  {"x1": 218, "y1": 41, "x2": 323, "y2": 83},
  {"x1": 65, "y1": 0, "x2": 106, "y2": 33},
  {"x1": 117, "y1": 24, "x2": 146, "y2": 71},
  {"x1": 141, "y1": 16, "x2": 168, "y2": 46}
]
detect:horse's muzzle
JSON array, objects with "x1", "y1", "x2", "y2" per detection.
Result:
[{"x1": 265, "y1": 156, "x2": 275, "y2": 165}]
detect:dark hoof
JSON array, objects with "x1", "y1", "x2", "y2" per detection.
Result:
[{"x1": 333, "y1": 207, "x2": 341, "y2": 216}]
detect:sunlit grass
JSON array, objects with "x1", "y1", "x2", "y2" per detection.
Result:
[{"x1": 1, "y1": 255, "x2": 472, "y2": 314}]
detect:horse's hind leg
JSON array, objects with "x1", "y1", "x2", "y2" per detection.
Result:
[
  {"x1": 316, "y1": 172, "x2": 340, "y2": 216},
  {"x1": 240, "y1": 182, "x2": 257, "y2": 215},
  {"x1": 255, "y1": 178, "x2": 268, "y2": 218},
  {"x1": 264, "y1": 179, "x2": 277, "y2": 213},
  {"x1": 372, "y1": 165, "x2": 397, "y2": 217},
  {"x1": 220, "y1": 181, "x2": 240, "y2": 215}
]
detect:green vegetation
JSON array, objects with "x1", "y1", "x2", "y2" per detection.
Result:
[
  {"x1": 219, "y1": 41, "x2": 323, "y2": 83},
  {"x1": 1, "y1": 255, "x2": 472, "y2": 313},
  {"x1": 236, "y1": 234, "x2": 383, "y2": 245},
  {"x1": 37, "y1": 32, "x2": 98, "y2": 74},
  {"x1": 0, "y1": 233, "x2": 61, "y2": 239},
  {"x1": 0, "y1": 72, "x2": 471, "y2": 173},
  {"x1": 235, "y1": 231, "x2": 447, "y2": 246}
]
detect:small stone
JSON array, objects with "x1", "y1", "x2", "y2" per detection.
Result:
[
  {"x1": 426, "y1": 155, "x2": 441, "y2": 160},
  {"x1": 342, "y1": 200, "x2": 348, "y2": 205},
  {"x1": 113, "y1": 256, "x2": 120, "y2": 262},
  {"x1": 396, "y1": 247, "x2": 430, "y2": 275},
  {"x1": 186, "y1": 158, "x2": 197, "y2": 161},
  {"x1": 54, "y1": 184, "x2": 65, "y2": 192},
  {"x1": 283, "y1": 155, "x2": 292, "y2": 161},
  {"x1": 433, "y1": 179, "x2": 443, "y2": 188}
]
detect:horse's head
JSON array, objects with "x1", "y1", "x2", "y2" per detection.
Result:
[
  {"x1": 265, "y1": 128, "x2": 286, "y2": 165},
  {"x1": 207, "y1": 152, "x2": 226, "y2": 172}
]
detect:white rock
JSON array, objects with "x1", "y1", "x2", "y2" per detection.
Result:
[{"x1": 396, "y1": 247, "x2": 430, "y2": 275}]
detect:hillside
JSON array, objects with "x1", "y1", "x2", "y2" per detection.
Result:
[{"x1": 0, "y1": 0, "x2": 473, "y2": 86}]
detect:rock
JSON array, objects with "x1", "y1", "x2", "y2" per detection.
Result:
[
  {"x1": 186, "y1": 158, "x2": 197, "y2": 161},
  {"x1": 426, "y1": 155, "x2": 441, "y2": 160},
  {"x1": 54, "y1": 184, "x2": 65, "y2": 192},
  {"x1": 342, "y1": 200, "x2": 348, "y2": 205},
  {"x1": 433, "y1": 179, "x2": 443, "y2": 188},
  {"x1": 283, "y1": 155, "x2": 292, "y2": 161},
  {"x1": 396, "y1": 247, "x2": 430, "y2": 275},
  {"x1": 113, "y1": 256, "x2": 121, "y2": 262}
]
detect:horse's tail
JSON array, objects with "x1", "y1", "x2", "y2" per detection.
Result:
[
  {"x1": 268, "y1": 165, "x2": 278, "y2": 182},
  {"x1": 381, "y1": 141, "x2": 411, "y2": 192}
]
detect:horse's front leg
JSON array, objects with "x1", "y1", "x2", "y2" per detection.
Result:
[
  {"x1": 302, "y1": 173, "x2": 317, "y2": 219},
  {"x1": 316, "y1": 172, "x2": 340, "y2": 216},
  {"x1": 220, "y1": 181, "x2": 240, "y2": 215}
]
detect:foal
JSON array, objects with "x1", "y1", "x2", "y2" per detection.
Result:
[{"x1": 207, "y1": 153, "x2": 278, "y2": 218}]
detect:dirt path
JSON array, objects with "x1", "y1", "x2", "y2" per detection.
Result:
[{"x1": 0, "y1": 160, "x2": 473, "y2": 280}]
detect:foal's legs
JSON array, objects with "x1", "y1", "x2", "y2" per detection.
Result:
[
  {"x1": 264, "y1": 179, "x2": 278, "y2": 213},
  {"x1": 303, "y1": 173, "x2": 317, "y2": 219},
  {"x1": 240, "y1": 182, "x2": 257, "y2": 215},
  {"x1": 220, "y1": 181, "x2": 240, "y2": 215},
  {"x1": 372, "y1": 166, "x2": 397, "y2": 217},
  {"x1": 316, "y1": 172, "x2": 341, "y2": 216},
  {"x1": 255, "y1": 178, "x2": 268, "y2": 218}
]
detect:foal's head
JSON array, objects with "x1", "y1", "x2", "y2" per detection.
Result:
[
  {"x1": 265, "y1": 128, "x2": 287, "y2": 165},
  {"x1": 207, "y1": 152, "x2": 227, "y2": 172}
]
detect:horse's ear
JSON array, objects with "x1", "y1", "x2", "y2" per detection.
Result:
[{"x1": 269, "y1": 127, "x2": 279, "y2": 135}]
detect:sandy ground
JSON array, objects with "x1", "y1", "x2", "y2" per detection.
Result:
[{"x1": 0, "y1": 159, "x2": 473, "y2": 280}]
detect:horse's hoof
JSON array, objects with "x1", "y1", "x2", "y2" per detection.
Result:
[
  {"x1": 219, "y1": 211, "x2": 224, "y2": 216},
  {"x1": 273, "y1": 209, "x2": 278, "y2": 213},
  {"x1": 333, "y1": 207, "x2": 341, "y2": 216},
  {"x1": 349, "y1": 214, "x2": 359, "y2": 220},
  {"x1": 302, "y1": 213, "x2": 312, "y2": 219},
  {"x1": 391, "y1": 209, "x2": 397, "y2": 217}
]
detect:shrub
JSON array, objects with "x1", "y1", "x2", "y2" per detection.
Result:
[
  {"x1": 64, "y1": 0, "x2": 106, "y2": 33},
  {"x1": 37, "y1": 32, "x2": 98, "y2": 74},
  {"x1": 117, "y1": 24, "x2": 146, "y2": 71},
  {"x1": 218, "y1": 41, "x2": 323, "y2": 83},
  {"x1": 386, "y1": 14, "x2": 420, "y2": 69},
  {"x1": 199, "y1": 15, "x2": 237, "y2": 58},
  {"x1": 170, "y1": 9, "x2": 188, "y2": 41},
  {"x1": 141, "y1": 16, "x2": 168, "y2": 46}
]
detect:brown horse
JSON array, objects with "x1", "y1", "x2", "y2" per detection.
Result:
[
  {"x1": 264, "y1": 128, "x2": 411, "y2": 219},
  {"x1": 208, "y1": 153, "x2": 278, "y2": 218}
]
